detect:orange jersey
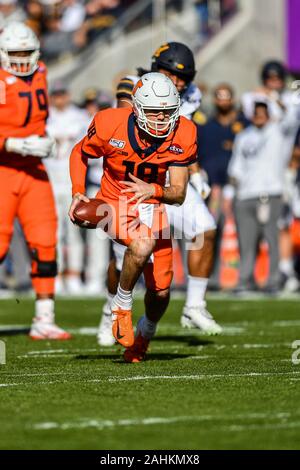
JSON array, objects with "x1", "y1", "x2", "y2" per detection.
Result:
[
  {"x1": 70, "y1": 107, "x2": 197, "y2": 202},
  {"x1": 0, "y1": 61, "x2": 49, "y2": 167}
]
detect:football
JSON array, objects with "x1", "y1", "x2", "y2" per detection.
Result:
[{"x1": 73, "y1": 198, "x2": 106, "y2": 229}]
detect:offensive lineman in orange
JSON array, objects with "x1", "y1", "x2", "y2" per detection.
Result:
[
  {"x1": 69, "y1": 73, "x2": 197, "y2": 362},
  {"x1": 0, "y1": 22, "x2": 70, "y2": 340}
]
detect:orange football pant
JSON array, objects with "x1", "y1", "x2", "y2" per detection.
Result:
[
  {"x1": 94, "y1": 193, "x2": 173, "y2": 291},
  {"x1": 0, "y1": 164, "x2": 57, "y2": 296}
]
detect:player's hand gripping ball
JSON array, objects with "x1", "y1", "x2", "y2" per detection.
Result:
[{"x1": 70, "y1": 195, "x2": 105, "y2": 229}]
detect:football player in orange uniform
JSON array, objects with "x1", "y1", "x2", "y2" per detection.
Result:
[
  {"x1": 0, "y1": 22, "x2": 70, "y2": 340},
  {"x1": 69, "y1": 73, "x2": 197, "y2": 362},
  {"x1": 98, "y1": 43, "x2": 221, "y2": 348}
]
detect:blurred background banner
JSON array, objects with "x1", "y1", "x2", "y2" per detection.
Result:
[{"x1": 287, "y1": 0, "x2": 300, "y2": 73}]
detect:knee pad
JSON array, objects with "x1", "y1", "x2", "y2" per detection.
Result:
[{"x1": 30, "y1": 248, "x2": 57, "y2": 278}]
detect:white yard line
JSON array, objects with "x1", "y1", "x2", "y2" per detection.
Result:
[
  {"x1": 105, "y1": 371, "x2": 300, "y2": 382},
  {"x1": 226, "y1": 422, "x2": 300, "y2": 432},
  {"x1": 0, "y1": 383, "x2": 19, "y2": 387},
  {"x1": 186, "y1": 355, "x2": 218, "y2": 360},
  {"x1": 0, "y1": 325, "x2": 28, "y2": 330},
  {"x1": 0, "y1": 372, "x2": 72, "y2": 377},
  {"x1": 31, "y1": 411, "x2": 295, "y2": 431},
  {"x1": 68, "y1": 327, "x2": 98, "y2": 336},
  {"x1": 17, "y1": 354, "x2": 73, "y2": 359},
  {"x1": 26, "y1": 348, "x2": 98, "y2": 355},
  {"x1": 1, "y1": 319, "x2": 299, "y2": 339},
  {"x1": 1, "y1": 370, "x2": 299, "y2": 389},
  {"x1": 14, "y1": 341, "x2": 295, "y2": 359},
  {"x1": 272, "y1": 320, "x2": 300, "y2": 327}
]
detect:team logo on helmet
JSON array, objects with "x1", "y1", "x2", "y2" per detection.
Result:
[
  {"x1": 153, "y1": 44, "x2": 170, "y2": 58},
  {"x1": 132, "y1": 79, "x2": 143, "y2": 95}
]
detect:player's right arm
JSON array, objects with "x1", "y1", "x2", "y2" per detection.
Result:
[
  {"x1": 68, "y1": 139, "x2": 90, "y2": 221},
  {"x1": 69, "y1": 117, "x2": 104, "y2": 221}
]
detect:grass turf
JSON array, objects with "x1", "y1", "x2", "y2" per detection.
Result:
[{"x1": 0, "y1": 297, "x2": 300, "y2": 450}]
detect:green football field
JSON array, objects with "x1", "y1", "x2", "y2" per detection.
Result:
[{"x1": 0, "y1": 296, "x2": 300, "y2": 450}]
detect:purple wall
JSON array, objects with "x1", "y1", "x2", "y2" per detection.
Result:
[{"x1": 287, "y1": 0, "x2": 300, "y2": 72}]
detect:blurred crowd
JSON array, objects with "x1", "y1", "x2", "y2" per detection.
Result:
[
  {"x1": 1, "y1": 57, "x2": 300, "y2": 297},
  {"x1": 0, "y1": 1, "x2": 238, "y2": 61},
  {"x1": 195, "y1": 61, "x2": 300, "y2": 294},
  {"x1": 0, "y1": 0, "x2": 129, "y2": 60},
  {"x1": 195, "y1": 0, "x2": 238, "y2": 41}
]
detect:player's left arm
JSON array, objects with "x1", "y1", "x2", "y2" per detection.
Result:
[
  {"x1": 120, "y1": 166, "x2": 189, "y2": 210},
  {"x1": 163, "y1": 165, "x2": 189, "y2": 205}
]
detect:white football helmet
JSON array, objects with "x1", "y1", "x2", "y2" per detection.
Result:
[
  {"x1": 0, "y1": 22, "x2": 40, "y2": 77},
  {"x1": 132, "y1": 72, "x2": 180, "y2": 138}
]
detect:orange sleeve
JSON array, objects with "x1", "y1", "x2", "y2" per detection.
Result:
[
  {"x1": 0, "y1": 136, "x2": 7, "y2": 152},
  {"x1": 70, "y1": 139, "x2": 88, "y2": 196},
  {"x1": 81, "y1": 117, "x2": 105, "y2": 159},
  {"x1": 69, "y1": 116, "x2": 105, "y2": 196}
]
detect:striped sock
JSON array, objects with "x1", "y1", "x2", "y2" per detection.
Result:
[{"x1": 113, "y1": 285, "x2": 133, "y2": 311}]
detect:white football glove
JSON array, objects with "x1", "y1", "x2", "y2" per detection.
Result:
[
  {"x1": 189, "y1": 171, "x2": 211, "y2": 200},
  {"x1": 5, "y1": 136, "x2": 56, "y2": 159}
]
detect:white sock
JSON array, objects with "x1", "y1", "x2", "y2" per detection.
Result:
[
  {"x1": 106, "y1": 293, "x2": 115, "y2": 307},
  {"x1": 279, "y1": 259, "x2": 294, "y2": 277},
  {"x1": 35, "y1": 299, "x2": 54, "y2": 322},
  {"x1": 138, "y1": 315, "x2": 157, "y2": 339},
  {"x1": 185, "y1": 276, "x2": 208, "y2": 308},
  {"x1": 103, "y1": 293, "x2": 115, "y2": 318},
  {"x1": 113, "y1": 285, "x2": 133, "y2": 311}
]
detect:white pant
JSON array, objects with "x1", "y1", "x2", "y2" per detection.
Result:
[
  {"x1": 112, "y1": 182, "x2": 216, "y2": 271},
  {"x1": 84, "y1": 185, "x2": 110, "y2": 285},
  {"x1": 55, "y1": 192, "x2": 84, "y2": 273},
  {"x1": 166, "y1": 183, "x2": 216, "y2": 239}
]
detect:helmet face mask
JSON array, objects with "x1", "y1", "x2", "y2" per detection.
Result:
[
  {"x1": 1, "y1": 50, "x2": 40, "y2": 77},
  {"x1": 132, "y1": 73, "x2": 180, "y2": 139},
  {"x1": 0, "y1": 22, "x2": 40, "y2": 77},
  {"x1": 134, "y1": 102, "x2": 179, "y2": 138}
]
